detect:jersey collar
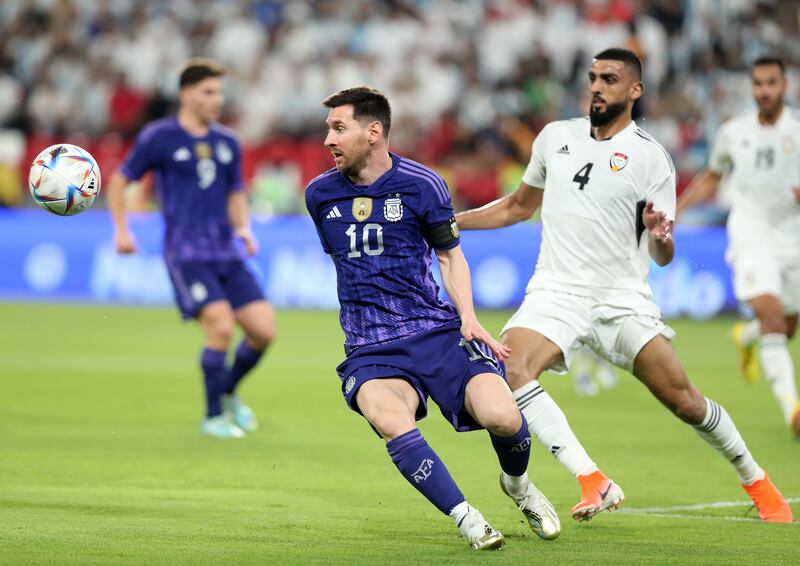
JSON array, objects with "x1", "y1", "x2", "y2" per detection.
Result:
[{"x1": 588, "y1": 118, "x2": 638, "y2": 142}]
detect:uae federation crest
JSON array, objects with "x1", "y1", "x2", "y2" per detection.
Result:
[
  {"x1": 352, "y1": 197, "x2": 373, "y2": 222},
  {"x1": 610, "y1": 152, "x2": 629, "y2": 172},
  {"x1": 383, "y1": 195, "x2": 403, "y2": 222}
]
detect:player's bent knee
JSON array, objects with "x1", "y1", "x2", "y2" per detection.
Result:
[
  {"x1": 369, "y1": 412, "x2": 416, "y2": 440},
  {"x1": 484, "y1": 412, "x2": 523, "y2": 437},
  {"x1": 476, "y1": 401, "x2": 522, "y2": 436},
  {"x1": 213, "y1": 321, "x2": 235, "y2": 345},
  {"x1": 247, "y1": 326, "x2": 276, "y2": 350}
]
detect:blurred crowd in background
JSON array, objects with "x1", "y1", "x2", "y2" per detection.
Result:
[{"x1": 0, "y1": 0, "x2": 798, "y2": 216}]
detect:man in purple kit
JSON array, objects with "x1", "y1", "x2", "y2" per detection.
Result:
[
  {"x1": 305, "y1": 86, "x2": 560, "y2": 550},
  {"x1": 107, "y1": 58, "x2": 276, "y2": 438}
]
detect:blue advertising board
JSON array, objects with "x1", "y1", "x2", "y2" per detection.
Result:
[{"x1": 0, "y1": 210, "x2": 736, "y2": 318}]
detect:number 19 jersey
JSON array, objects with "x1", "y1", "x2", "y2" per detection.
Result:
[
  {"x1": 522, "y1": 117, "x2": 676, "y2": 300},
  {"x1": 709, "y1": 108, "x2": 800, "y2": 260}
]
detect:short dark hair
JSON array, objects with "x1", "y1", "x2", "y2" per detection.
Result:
[
  {"x1": 751, "y1": 55, "x2": 786, "y2": 75},
  {"x1": 593, "y1": 48, "x2": 642, "y2": 81},
  {"x1": 322, "y1": 86, "x2": 392, "y2": 137},
  {"x1": 179, "y1": 58, "x2": 225, "y2": 88}
]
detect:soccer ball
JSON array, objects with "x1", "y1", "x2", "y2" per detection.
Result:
[{"x1": 29, "y1": 144, "x2": 101, "y2": 216}]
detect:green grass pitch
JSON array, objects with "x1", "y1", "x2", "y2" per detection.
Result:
[{"x1": 1, "y1": 304, "x2": 798, "y2": 564}]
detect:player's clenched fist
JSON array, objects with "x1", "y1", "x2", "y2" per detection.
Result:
[
  {"x1": 642, "y1": 200, "x2": 671, "y2": 243},
  {"x1": 114, "y1": 230, "x2": 137, "y2": 254}
]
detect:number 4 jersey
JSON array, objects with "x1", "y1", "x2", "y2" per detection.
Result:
[
  {"x1": 305, "y1": 154, "x2": 460, "y2": 352},
  {"x1": 522, "y1": 117, "x2": 676, "y2": 300}
]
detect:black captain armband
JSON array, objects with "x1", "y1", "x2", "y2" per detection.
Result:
[{"x1": 425, "y1": 216, "x2": 461, "y2": 248}]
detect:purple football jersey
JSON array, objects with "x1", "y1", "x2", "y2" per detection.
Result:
[
  {"x1": 305, "y1": 153, "x2": 461, "y2": 352},
  {"x1": 119, "y1": 117, "x2": 244, "y2": 261}
]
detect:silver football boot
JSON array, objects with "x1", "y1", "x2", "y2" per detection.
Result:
[{"x1": 500, "y1": 473, "x2": 561, "y2": 540}]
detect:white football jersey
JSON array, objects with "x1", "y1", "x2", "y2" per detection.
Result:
[
  {"x1": 522, "y1": 117, "x2": 676, "y2": 301},
  {"x1": 709, "y1": 107, "x2": 800, "y2": 260}
]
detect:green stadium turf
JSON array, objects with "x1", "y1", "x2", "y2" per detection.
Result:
[{"x1": 1, "y1": 304, "x2": 798, "y2": 565}]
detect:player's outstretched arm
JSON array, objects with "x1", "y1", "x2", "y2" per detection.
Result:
[
  {"x1": 643, "y1": 201, "x2": 674, "y2": 266},
  {"x1": 675, "y1": 169, "x2": 722, "y2": 221},
  {"x1": 435, "y1": 245, "x2": 511, "y2": 360},
  {"x1": 107, "y1": 171, "x2": 137, "y2": 255},
  {"x1": 455, "y1": 182, "x2": 543, "y2": 230},
  {"x1": 228, "y1": 191, "x2": 258, "y2": 256}
]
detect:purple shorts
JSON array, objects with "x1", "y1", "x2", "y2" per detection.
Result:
[
  {"x1": 164, "y1": 257, "x2": 265, "y2": 320},
  {"x1": 336, "y1": 323, "x2": 506, "y2": 433}
]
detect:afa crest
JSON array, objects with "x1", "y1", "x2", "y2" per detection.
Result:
[
  {"x1": 610, "y1": 152, "x2": 629, "y2": 172},
  {"x1": 450, "y1": 218, "x2": 460, "y2": 238},
  {"x1": 383, "y1": 196, "x2": 403, "y2": 222},
  {"x1": 352, "y1": 197, "x2": 373, "y2": 222}
]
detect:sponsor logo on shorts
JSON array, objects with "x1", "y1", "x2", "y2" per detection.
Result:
[
  {"x1": 412, "y1": 458, "x2": 435, "y2": 483},
  {"x1": 190, "y1": 281, "x2": 208, "y2": 302},
  {"x1": 344, "y1": 375, "x2": 356, "y2": 394}
]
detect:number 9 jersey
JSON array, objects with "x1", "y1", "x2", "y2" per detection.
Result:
[
  {"x1": 305, "y1": 154, "x2": 461, "y2": 353},
  {"x1": 119, "y1": 117, "x2": 244, "y2": 262},
  {"x1": 522, "y1": 117, "x2": 676, "y2": 301}
]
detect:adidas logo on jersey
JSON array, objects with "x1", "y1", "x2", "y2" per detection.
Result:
[
  {"x1": 325, "y1": 206, "x2": 342, "y2": 219},
  {"x1": 557, "y1": 145, "x2": 570, "y2": 154}
]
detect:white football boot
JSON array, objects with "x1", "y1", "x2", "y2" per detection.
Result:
[
  {"x1": 222, "y1": 394, "x2": 258, "y2": 432},
  {"x1": 200, "y1": 414, "x2": 245, "y2": 438}
]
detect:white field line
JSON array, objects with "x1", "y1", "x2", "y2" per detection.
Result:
[
  {"x1": 620, "y1": 497, "x2": 800, "y2": 513},
  {"x1": 618, "y1": 497, "x2": 800, "y2": 524}
]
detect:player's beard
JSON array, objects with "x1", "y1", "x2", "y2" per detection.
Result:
[
  {"x1": 757, "y1": 97, "x2": 782, "y2": 119},
  {"x1": 589, "y1": 100, "x2": 628, "y2": 127},
  {"x1": 339, "y1": 148, "x2": 370, "y2": 181}
]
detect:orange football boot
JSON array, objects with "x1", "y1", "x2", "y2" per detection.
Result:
[
  {"x1": 742, "y1": 474, "x2": 793, "y2": 523},
  {"x1": 571, "y1": 470, "x2": 625, "y2": 522}
]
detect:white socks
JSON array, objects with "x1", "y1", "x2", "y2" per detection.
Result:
[
  {"x1": 449, "y1": 501, "x2": 471, "y2": 527},
  {"x1": 693, "y1": 397, "x2": 764, "y2": 485},
  {"x1": 759, "y1": 333, "x2": 799, "y2": 424},
  {"x1": 514, "y1": 381, "x2": 598, "y2": 477},
  {"x1": 501, "y1": 471, "x2": 529, "y2": 498}
]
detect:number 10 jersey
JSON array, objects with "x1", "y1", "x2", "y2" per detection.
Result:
[
  {"x1": 305, "y1": 154, "x2": 460, "y2": 353},
  {"x1": 522, "y1": 117, "x2": 676, "y2": 301}
]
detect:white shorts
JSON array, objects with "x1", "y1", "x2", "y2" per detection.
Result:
[
  {"x1": 502, "y1": 288, "x2": 675, "y2": 374},
  {"x1": 729, "y1": 251, "x2": 800, "y2": 314}
]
